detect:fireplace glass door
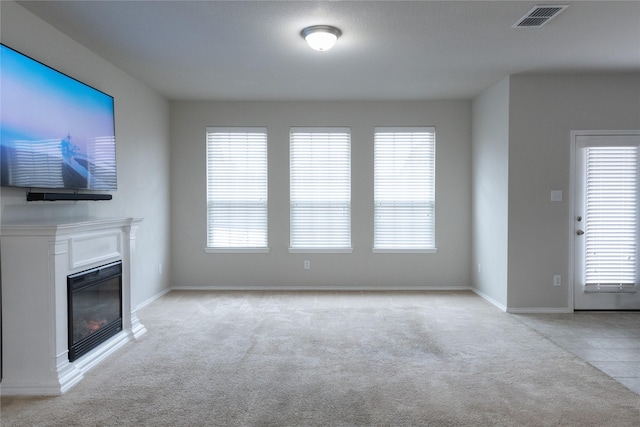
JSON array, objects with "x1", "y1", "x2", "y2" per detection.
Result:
[{"x1": 68, "y1": 261, "x2": 123, "y2": 362}]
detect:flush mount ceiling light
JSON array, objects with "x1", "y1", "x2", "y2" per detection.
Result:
[{"x1": 301, "y1": 25, "x2": 342, "y2": 51}]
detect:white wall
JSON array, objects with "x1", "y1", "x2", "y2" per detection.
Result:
[
  {"x1": 471, "y1": 77, "x2": 510, "y2": 309},
  {"x1": 507, "y1": 73, "x2": 640, "y2": 309},
  {"x1": 170, "y1": 101, "x2": 471, "y2": 289},
  {"x1": 0, "y1": 1, "x2": 172, "y2": 306}
]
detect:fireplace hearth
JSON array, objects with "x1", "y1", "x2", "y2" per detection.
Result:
[{"x1": 68, "y1": 261, "x2": 123, "y2": 362}]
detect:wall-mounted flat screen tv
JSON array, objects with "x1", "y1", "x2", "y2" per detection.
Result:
[{"x1": 1, "y1": 44, "x2": 117, "y2": 191}]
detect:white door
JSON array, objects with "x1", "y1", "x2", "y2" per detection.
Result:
[{"x1": 573, "y1": 132, "x2": 640, "y2": 310}]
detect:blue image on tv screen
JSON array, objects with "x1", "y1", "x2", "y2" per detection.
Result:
[{"x1": 1, "y1": 44, "x2": 117, "y2": 190}]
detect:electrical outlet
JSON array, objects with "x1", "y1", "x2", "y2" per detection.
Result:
[
  {"x1": 158, "y1": 263, "x2": 163, "y2": 276},
  {"x1": 553, "y1": 275, "x2": 561, "y2": 286},
  {"x1": 304, "y1": 260, "x2": 310, "y2": 270}
]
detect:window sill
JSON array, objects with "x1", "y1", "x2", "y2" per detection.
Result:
[
  {"x1": 372, "y1": 248, "x2": 438, "y2": 254},
  {"x1": 288, "y1": 248, "x2": 353, "y2": 254},
  {"x1": 204, "y1": 247, "x2": 270, "y2": 254}
]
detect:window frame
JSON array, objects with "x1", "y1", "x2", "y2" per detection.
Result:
[
  {"x1": 289, "y1": 126, "x2": 353, "y2": 253},
  {"x1": 372, "y1": 126, "x2": 437, "y2": 253},
  {"x1": 204, "y1": 126, "x2": 269, "y2": 254}
]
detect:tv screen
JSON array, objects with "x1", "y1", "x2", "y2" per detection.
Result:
[{"x1": 1, "y1": 44, "x2": 117, "y2": 190}]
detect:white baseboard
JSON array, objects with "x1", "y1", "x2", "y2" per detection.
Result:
[
  {"x1": 151, "y1": 285, "x2": 572, "y2": 313},
  {"x1": 470, "y1": 288, "x2": 573, "y2": 313},
  {"x1": 506, "y1": 307, "x2": 572, "y2": 314},
  {"x1": 136, "y1": 287, "x2": 171, "y2": 310},
  {"x1": 171, "y1": 284, "x2": 473, "y2": 292},
  {"x1": 471, "y1": 288, "x2": 507, "y2": 312}
]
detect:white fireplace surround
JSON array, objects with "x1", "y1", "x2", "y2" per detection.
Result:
[{"x1": 1, "y1": 218, "x2": 146, "y2": 396}]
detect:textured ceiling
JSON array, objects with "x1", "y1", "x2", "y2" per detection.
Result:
[{"x1": 15, "y1": 1, "x2": 640, "y2": 101}]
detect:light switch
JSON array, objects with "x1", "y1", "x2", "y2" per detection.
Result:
[{"x1": 550, "y1": 190, "x2": 563, "y2": 202}]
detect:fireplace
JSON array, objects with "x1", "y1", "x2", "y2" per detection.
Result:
[
  {"x1": 1, "y1": 218, "x2": 146, "y2": 396},
  {"x1": 68, "y1": 261, "x2": 123, "y2": 362}
]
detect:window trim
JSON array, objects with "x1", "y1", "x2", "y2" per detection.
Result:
[
  {"x1": 372, "y1": 248, "x2": 438, "y2": 254},
  {"x1": 289, "y1": 126, "x2": 352, "y2": 253},
  {"x1": 373, "y1": 126, "x2": 437, "y2": 252},
  {"x1": 288, "y1": 248, "x2": 353, "y2": 254},
  {"x1": 205, "y1": 126, "x2": 269, "y2": 253},
  {"x1": 205, "y1": 247, "x2": 270, "y2": 254}
]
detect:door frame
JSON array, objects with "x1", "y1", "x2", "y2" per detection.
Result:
[{"x1": 568, "y1": 130, "x2": 640, "y2": 311}]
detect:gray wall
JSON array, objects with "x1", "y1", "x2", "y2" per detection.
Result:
[
  {"x1": 471, "y1": 73, "x2": 640, "y2": 311},
  {"x1": 170, "y1": 101, "x2": 472, "y2": 289},
  {"x1": 0, "y1": 1, "x2": 172, "y2": 307},
  {"x1": 7, "y1": 0, "x2": 637, "y2": 309},
  {"x1": 471, "y1": 77, "x2": 510, "y2": 309},
  {"x1": 506, "y1": 73, "x2": 640, "y2": 310}
]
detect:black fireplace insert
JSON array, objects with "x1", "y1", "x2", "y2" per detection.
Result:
[{"x1": 67, "y1": 261, "x2": 123, "y2": 362}]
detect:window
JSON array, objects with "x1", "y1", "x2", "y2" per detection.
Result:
[
  {"x1": 290, "y1": 127, "x2": 351, "y2": 252},
  {"x1": 584, "y1": 145, "x2": 638, "y2": 288},
  {"x1": 205, "y1": 127, "x2": 268, "y2": 252},
  {"x1": 374, "y1": 127, "x2": 436, "y2": 252}
]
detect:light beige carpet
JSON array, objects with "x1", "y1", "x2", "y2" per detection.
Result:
[{"x1": 2, "y1": 291, "x2": 639, "y2": 426}]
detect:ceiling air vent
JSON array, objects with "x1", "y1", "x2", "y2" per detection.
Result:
[{"x1": 512, "y1": 5, "x2": 568, "y2": 28}]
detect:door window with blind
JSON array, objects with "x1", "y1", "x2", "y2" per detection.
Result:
[
  {"x1": 583, "y1": 145, "x2": 638, "y2": 291},
  {"x1": 289, "y1": 127, "x2": 352, "y2": 252},
  {"x1": 205, "y1": 127, "x2": 268, "y2": 252},
  {"x1": 573, "y1": 132, "x2": 640, "y2": 310},
  {"x1": 374, "y1": 127, "x2": 436, "y2": 252}
]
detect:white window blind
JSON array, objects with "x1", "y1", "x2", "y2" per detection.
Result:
[
  {"x1": 290, "y1": 127, "x2": 351, "y2": 251},
  {"x1": 585, "y1": 146, "x2": 638, "y2": 286},
  {"x1": 206, "y1": 127, "x2": 268, "y2": 250},
  {"x1": 374, "y1": 127, "x2": 436, "y2": 251}
]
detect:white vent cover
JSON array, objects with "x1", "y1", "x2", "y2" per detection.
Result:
[{"x1": 512, "y1": 5, "x2": 568, "y2": 28}]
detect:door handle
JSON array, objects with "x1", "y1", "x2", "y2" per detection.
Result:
[{"x1": 576, "y1": 229, "x2": 585, "y2": 236}]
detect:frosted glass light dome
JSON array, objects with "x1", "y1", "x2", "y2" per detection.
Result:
[{"x1": 301, "y1": 25, "x2": 342, "y2": 51}]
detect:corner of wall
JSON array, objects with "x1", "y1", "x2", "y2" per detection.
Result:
[{"x1": 471, "y1": 77, "x2": 510, "y2": 308}]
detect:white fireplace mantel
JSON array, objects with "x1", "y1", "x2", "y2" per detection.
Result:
[{"x1": 1, "y1": 217, "x2": 146, "y2": 396}]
